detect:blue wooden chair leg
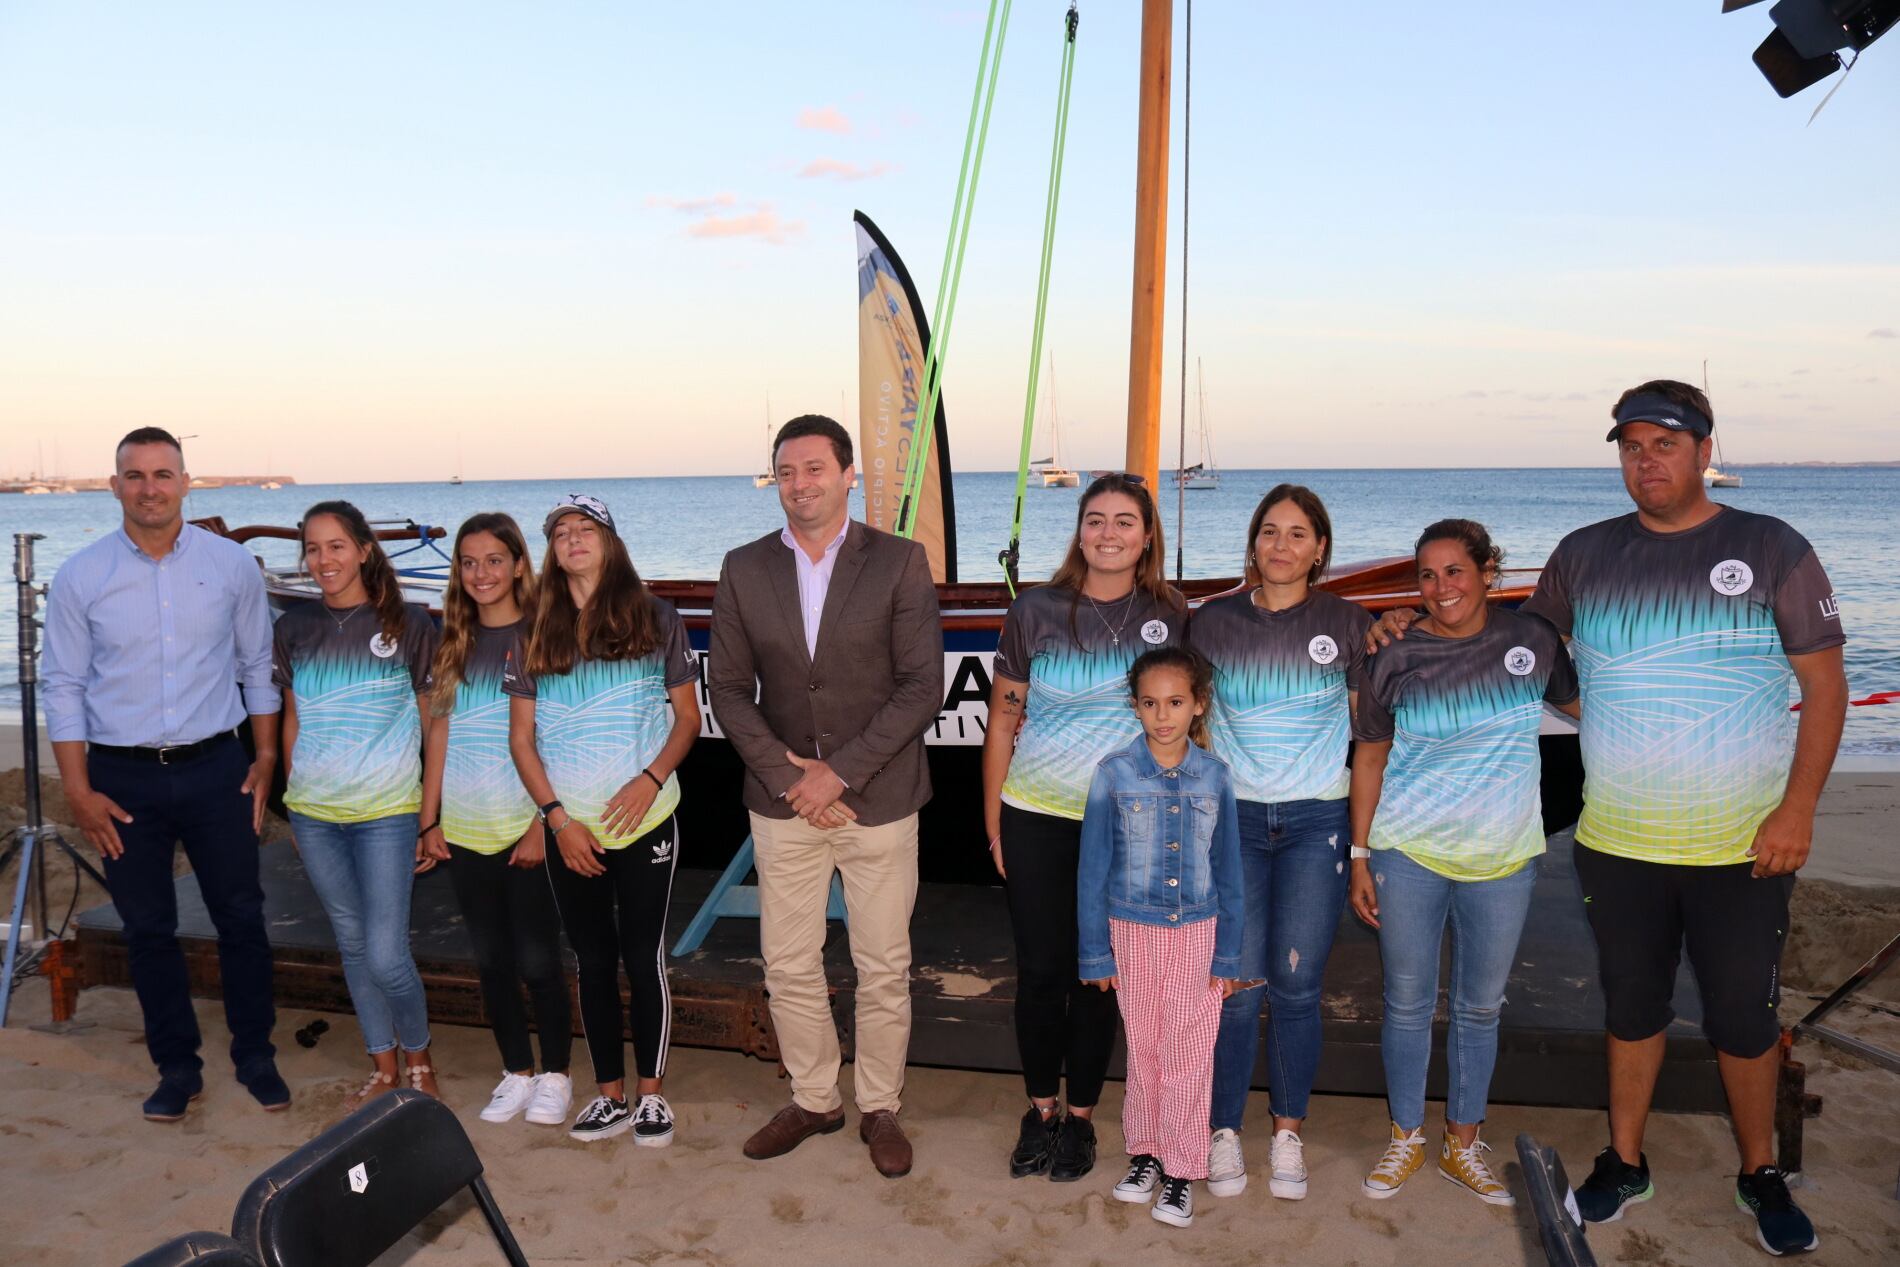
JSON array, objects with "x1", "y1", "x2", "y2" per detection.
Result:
[{"x1": 672, "y1": 836, "x2": 851, "y2": 957}]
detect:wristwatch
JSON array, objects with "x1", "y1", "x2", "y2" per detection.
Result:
[
  {"x1": 537, "y1": 799, "x2": 564, "y2": 822},
  {"x1": 1350, "y1": 845, "x2": 1372, "y2": 860}
]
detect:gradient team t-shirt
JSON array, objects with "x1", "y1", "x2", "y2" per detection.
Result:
[
  {"x1": 994, "y1": 584, "x2": 1184, "y2": 821},
  {"x1": 503, "y1": 599, "x2": 698, "y2": 849},
  {"x1": 1355, "y1": 608, "x2": 1577, "y2": 881},
  {"x1": 1522, "y1": 507, "x2": 1845, "y2": 867},
  {"x1": 441, "y1": 619, "x2": 537, "y2": 854},
  {"x1": 1189, "y1": 589, "x2": 1372, "y2": 805},
  {"x1": 274, "y1": 602, "x2": 438, "y2": 824}
]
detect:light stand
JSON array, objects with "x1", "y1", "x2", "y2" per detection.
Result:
[{"x1": 1, "y1": 532, "x2": 108, "y2": 1027}]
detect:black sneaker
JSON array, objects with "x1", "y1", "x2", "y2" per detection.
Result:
[
  {"x1": 1049, "y1": 1114, "x2": 1096, "y2": 1183},
  {"x1": 569, "y1": 1095, "x2": 632, "y2": 1142},
  {"x1": 1009, "y1": 1106, "x2": 1058, "y2": 1178},
  {"x1": 1736, "y1": 1166, "x2": 1819, "y2": 1256},
  {"x1": 1152, "y1": 1174, "x2": 1194, "y2": 1228},
  {"x1": 632, "y1": 1093, "x2": 675, "y2": 1148},
  {"x1": 1573, "y1": 1146, "x2": 1654, "y2": 1223}
]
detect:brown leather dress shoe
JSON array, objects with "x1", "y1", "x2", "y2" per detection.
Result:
[
  {"x1": 860, "y1": 1109, "x2": 913, "y2": 1178},
  {"x1": 743, "y1": 1101, "x2": 845, "y2": 1160}
]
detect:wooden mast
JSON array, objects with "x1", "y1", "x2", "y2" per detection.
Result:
[{"x1": 1124, "y1": 0, "x2": 1173, "y2": 489}]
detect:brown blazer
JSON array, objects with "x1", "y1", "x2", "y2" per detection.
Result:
[{"x1": 709, "y1": 520, "x2": 944, "y2": 827}]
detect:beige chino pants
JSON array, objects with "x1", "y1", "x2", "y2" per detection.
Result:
[{"x1": 749, "y1": 810, "x2": 919, "y2": 1115}]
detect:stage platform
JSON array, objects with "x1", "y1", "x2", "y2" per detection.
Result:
[{"x1": 72, "y1": 831, "x2": 1727, "y2": 1115}]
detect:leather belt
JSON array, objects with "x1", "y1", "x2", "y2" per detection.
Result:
[{"x1": 91, "y1": 729, "x2": 240, "y2": 766}]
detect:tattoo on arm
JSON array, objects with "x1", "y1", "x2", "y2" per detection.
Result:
[{"x1": 1001, "y1": 689, "x2": 1023, "y2": 715}]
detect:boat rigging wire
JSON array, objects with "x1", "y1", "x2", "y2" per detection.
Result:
[
  {"x1": 1000, "y1": 4, "x2": 1082, "y2": 596},
  {"x1": 897, "y1": 0, "x2": 1012, "y2": 540},
  {"x1": 1173, "y1": 0, "x2": 1192, "y2": 584}
]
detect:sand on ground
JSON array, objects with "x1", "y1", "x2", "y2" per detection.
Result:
[{"x1": 3, "y1": 764, "x2": 1899, "y2": 1265}]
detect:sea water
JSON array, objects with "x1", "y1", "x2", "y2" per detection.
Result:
[{"x1": 5, "y1": 466, "x2": 1897, "y2": 752}]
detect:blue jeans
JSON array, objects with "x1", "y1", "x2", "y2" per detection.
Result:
[
  {"x1": 1209, "y1": 797, "x2": 1349, "y2": 1129},
  {"x1": 289, "y1": 811, "x2": 431, "y2": 1055},
  {"x1": 1371, "y1": 848, "x2": 1536, "y2": 1131}
]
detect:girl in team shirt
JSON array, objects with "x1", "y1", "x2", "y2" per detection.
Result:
[
  {"x1": 1078, "y1": 647, "x2": 1244, "y2": 1230},
  {"x1": 506, "y1": 495, "x2": 700, "y2": 1146},
  {"x1": 982, "y1": 473, "x2": 1186, "y2": 1183},
  {"x1": 1188, "y1": 485, "x2": 1371, "y2": 1201},
  {"x1": 275, "y1": 500, "x2": 442, "y2": 1101},
  {"x1": 419, "y1": 513, "x2": 574, "y2": 1129},
  {"x1": 1347, "y1": 519, "x2": 1579, "y2": 1205}
]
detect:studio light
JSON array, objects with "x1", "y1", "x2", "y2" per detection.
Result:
[{"x1": 1724, "y1": 0, "x2": 1897, "y2": 97}]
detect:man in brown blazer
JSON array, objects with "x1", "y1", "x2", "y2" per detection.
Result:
[{"x1": 709, "y1": 414, "x2": 944, "y2": 1178}]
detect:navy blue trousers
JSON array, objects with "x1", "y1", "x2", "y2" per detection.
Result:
[{"x1": 90, "y1": 735, "x2": 276, "y2": 1077}]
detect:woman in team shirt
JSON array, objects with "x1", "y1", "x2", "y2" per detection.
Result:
[
  {"x1": 419, "y1": 513, "x2": 574, "y2": 1129},
  {"x1": 506, "y1": 494, "x2": 700, "y2": 1147},
  {"x1": 1348, "y1": 519, "x2": 1579, "y2": 1206},
  {"x1": 1188, "y1": 485, "x2": 1371, "y2": 1202},
  {"x1": 982, "y1": 473, "x2": 1186, "y2": 1184},
  {"x1": 275, "y1": 500, "x2": 442, "y2": 1101}
]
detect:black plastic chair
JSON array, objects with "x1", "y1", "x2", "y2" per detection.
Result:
[
  {"x1": 230, "y1": 1089, "x2": 528, "y2": 1267},
  {"x1": 123, "y1": 1231, "x2": 262, "y2": 1267},
  {"x1": 1516, "y1": 1133, "x2": 1598, "y2": 1267}
]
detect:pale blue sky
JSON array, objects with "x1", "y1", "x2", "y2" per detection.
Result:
[{"x1": 1, "y1": 1, "x2": 1894, "y2": 482}]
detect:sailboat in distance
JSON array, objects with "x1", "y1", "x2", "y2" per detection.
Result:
[
  {"x1": 1700, "y1": 360, "x2": 1742, "y2": 488},
  {"x1": 753, "y1": 403, "x2": 777, "y2": 488},
  {"x1": 1029, "y1": 352, "x2": 1079, "y2": 488},
  {"x1": 1174, "y1": 358, "x2": 1220, "y2": 490}
]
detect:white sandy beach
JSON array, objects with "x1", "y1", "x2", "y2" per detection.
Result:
[{"x1": 3, "y1": 761, "x2": 1899, "y2": 1264}]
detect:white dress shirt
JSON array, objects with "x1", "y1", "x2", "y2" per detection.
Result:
[{"x1": 779, "y1": 520, "x2": 850, "y2": 660}]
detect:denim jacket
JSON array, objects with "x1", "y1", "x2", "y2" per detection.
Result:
[{"x1": 1077, "y1": 735, "x2": 1245, "y2": 980}]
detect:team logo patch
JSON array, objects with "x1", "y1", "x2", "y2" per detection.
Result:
[
  {"x1": 1709, "y1": 559, "x2": 1754, "y2": 596},
  {"x1": 1140, "y1": 619, "x2": 1169, "y2": 645},
  {"x1": 1819, "y1": 593, "x2": 1840, "y2": 621},
  {"x1": 1504, "y1": 645, "x2": 1536, "y2": 676},
  {"x1": 1308, "y1": 634, "x2": 1339, "y2": 665},
  {"x1": 368, "y1": 633, "x2": 399, "y2": 659}
]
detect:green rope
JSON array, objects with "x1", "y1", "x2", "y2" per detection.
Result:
[
  {"x1": 1001, "y1": 5, "x2": 1080, "y2": 596},
  {"x1": 897, "y1": 0, "x2": 1012, "y2": 539}
]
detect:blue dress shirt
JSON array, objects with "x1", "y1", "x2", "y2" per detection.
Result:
[{"x1": 41, "y1": 523, "x2": 281, "y2": 747}]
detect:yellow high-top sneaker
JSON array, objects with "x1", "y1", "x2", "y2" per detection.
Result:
[
  {"x1": 1361, "y1": 1121, "x2": 1426, "y2": 1199},
  {"x1": 1438, "y1": 1129, "x2": 1515, "y2": 1206}
]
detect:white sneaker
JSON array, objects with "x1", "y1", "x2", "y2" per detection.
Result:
[
  {"x1": 1268, "y1": 1128, "x2": 1308, "y2": 1200},
  {"x1": 523, "y1": 1072, "x2": 572, "y2": 1126},
  {"x1": 479, "y1": 1072, "x2": 536, "y2": 1123},
  {"x1": 1113, "y1": 1154, "x2": 1165, "y2": 1203},
  {"x1": 1152, "y1": 1175, "x2": 1194, "y2": 1228},
  {"x1": 1206, "y1": 1128, "x2": 1248, "y2": 1197}
]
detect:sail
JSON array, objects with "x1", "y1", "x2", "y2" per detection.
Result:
[{"x1": 855, "y1": 210, "x2": 957, "y2": 583}]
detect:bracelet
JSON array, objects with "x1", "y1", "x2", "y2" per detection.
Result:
[
  {"x1": 1350, "y1": 845, "x2": 1372, "y2": 860},
  {"x1": 419, "y1": 819, "x2": 440, "y2": 836},
  {"x1": 642, "y1": 768, "x2": 664, "y2": 791},
  {"x1": 989, "y1": 835, "x2": 1002, "y2": 852}
]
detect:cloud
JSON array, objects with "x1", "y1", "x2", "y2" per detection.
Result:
[
  {"x1": 685, "y1": 203, "x2": 803, "y2": 245},
  {"x1": 797, "y1": 106, "x2": 851, "y2": 135},
  {"x1": 1871, "y1": 328, "x2": 1897, "y2": 339},
  {"x1": 797, "y1": 158, "x2": 893, "y2": 181},
  {"x1": 646, "y1": 193, "x2": 738, "y2": 215}
]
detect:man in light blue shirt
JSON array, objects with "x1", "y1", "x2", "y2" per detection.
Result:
[{"x1": 42, "y1": 427, "x2": 287, "y2": 1121}]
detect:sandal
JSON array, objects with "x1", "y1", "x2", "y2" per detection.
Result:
[
  {"x1": 353, "y1": 1069, "x2": 398, "y2": 1103},
  {"x1": 403, "y1": 1061, "x2": 439, "y2": 1098}
]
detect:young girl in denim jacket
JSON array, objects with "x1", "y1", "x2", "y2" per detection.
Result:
[{"x1": 1078, "y1": 647, "x2": 1245, "y2": 1229}]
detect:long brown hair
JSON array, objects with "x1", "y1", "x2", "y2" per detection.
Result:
[
  {"x1": 430, "y1": 513, "x2": 537, "y2": 716},
  {"x1": 1128, "y1": 646, "x2": 1215, "y2": 750},
  {"x1": 299, "y1": 499, "x2": 407, "y2": 646},
  {"x1": 1243, "y1": 484, "x2": 1335, "y2": 587},
  {"x1": 1046, "y1": 473, "x2": 1183, "y2": 641},
  {"x1": 525, "y1": 511, "x2": 661, "y2": 675}
]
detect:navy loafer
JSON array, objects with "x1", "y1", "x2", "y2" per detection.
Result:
[
  {"x1": 238, "y1": 1060, "x2": 291, "y2": 1112},
  {"x1": 143, "y1": 1072, "x2": 205, "y2": 1122}
]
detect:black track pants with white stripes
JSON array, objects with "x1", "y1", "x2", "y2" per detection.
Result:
[{"x1": 545, "y1": 815, "x2": 678, "y2": 1084}]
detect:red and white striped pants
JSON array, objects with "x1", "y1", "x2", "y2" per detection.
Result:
[{"x1": 1109, "y1": 916, "x2": 1223, "y2": 1180}]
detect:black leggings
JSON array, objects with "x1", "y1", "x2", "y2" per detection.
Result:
[
  {"x1": 1001, "y1": 803, "x2": 1120, "y2": 1108},
  {"x1": 446, "y1": 843, "x2": 572, "y2": 1075},
  {"x1": 545, "y1": 815, "x2": 678, "y2": 1085}
]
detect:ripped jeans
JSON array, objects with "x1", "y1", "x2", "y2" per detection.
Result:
[{"x1": 1208, "y1": 797, "x2": 1350, "y2": 1129}]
